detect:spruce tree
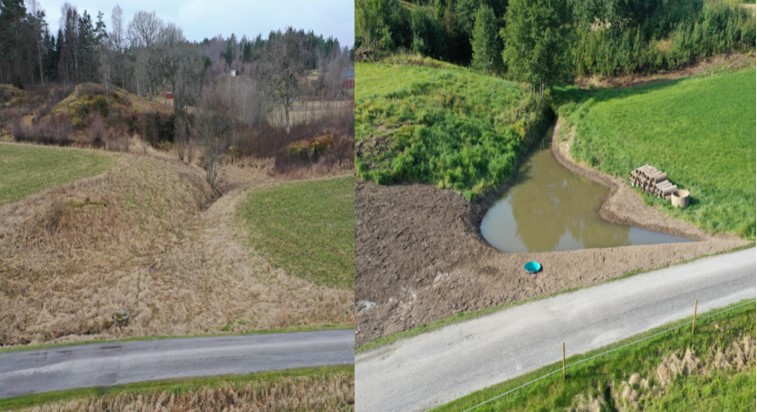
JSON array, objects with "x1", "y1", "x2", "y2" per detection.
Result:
[
  {"x1": 471, "y1": 4, "x2": 502, "y2": 74},
  {"x1": 502, "y1": 0, "x2": 573, "y2": 97}
]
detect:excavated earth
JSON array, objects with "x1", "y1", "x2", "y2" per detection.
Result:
[{"x1": 355, "y1": 120, "x2": 747, "y2": 345}]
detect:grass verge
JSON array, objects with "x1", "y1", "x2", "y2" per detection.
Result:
[
  {"x1": 434, "y1": 299, "x2": 755, "y2": 411},
  {"x1": 0, "y1": 142, "x2": 112, "y2": 207},
  {"x1": 237, "y1": 176, "x2": 354, "y2": 289},
  {"x1": 357, "y1": 243, "x2": 752, "y2": 353},
  {"x1": 356, "y1": 58, "x2": 550, "y2": 200},
  {"x1": 0, "y1": 365, "x2": 353, "y2": 411},
  {"x1": 558, "y1": 68, "x2": 756, "y2": 239},
  {"x1": 0, "y1": 325, "x2": 353, "y2": 354}
]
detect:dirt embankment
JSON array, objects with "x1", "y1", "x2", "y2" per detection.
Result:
[
  {"x1": 0, "y1": 153, "x2": 353, "y2": 346},
  {"x1": 355, "y1": 121, "x2": 747, "y2": 346}
]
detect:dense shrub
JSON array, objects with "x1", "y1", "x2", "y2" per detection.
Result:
[
  {"x1": 127, "y1": 111, "x2": 175, "y2": 146},
  {"x1": 88, "y1": 114, "x2": 107, "y2": 148},
  {"x1": 356, "y1": 63, "x2": 550, "y2": 200},
  {"x1": 572, "y1": 1, "x2": 754, "y2": 76},
  {"x1": 358, "y1": 0, "x2": 755, "y2": 78},
  {"x1": 12, "y1": 113, "x2": 71, "y2": 146}
]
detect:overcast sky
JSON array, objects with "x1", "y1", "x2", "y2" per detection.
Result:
[{"x1": 35, "y1": 0, "x2": 354, "y2": 47}]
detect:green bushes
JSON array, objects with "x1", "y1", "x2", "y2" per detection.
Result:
[
  {"x1": 572, "y1": 1, "x2": 754, "y2": 76},
  {"x1": 358, "y1": 0, "x2": 755, "y2": 80},
  {"x1": 356, "y1": 62, "x2": 550, "y2": 200}
]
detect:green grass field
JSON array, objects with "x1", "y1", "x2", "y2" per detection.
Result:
[
  {"x1": 436, "y1": 300, "x2": 755, "y2": 411},
  {"x1": 0, "y1": 142, "x2": 112, "y2": 207},
  {"x1": 237, "y1": 176, "x2": 354, "y2": 289},
  {"x1": 356, "y1": 57, "x2": 549, "y2": 200},
  {"x1": 561, "y1": 68, "x2": 756, "y2": 239}
]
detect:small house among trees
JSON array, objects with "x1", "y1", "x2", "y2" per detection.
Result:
[{"x1": 341, "y1": 68, "x2": 354, "y2": 90}]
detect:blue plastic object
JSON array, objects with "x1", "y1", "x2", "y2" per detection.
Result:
[{"x1": 524, "y1": 261, "x2": 542, "y2": 274}]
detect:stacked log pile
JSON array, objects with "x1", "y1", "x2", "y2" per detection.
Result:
[{"x1": 630, "y1": 165, "x2": 678, "y2": 199}]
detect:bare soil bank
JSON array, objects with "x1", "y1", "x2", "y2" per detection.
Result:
[{"x1": 355, "y1": 120, "x2": 746, "y2": 345}]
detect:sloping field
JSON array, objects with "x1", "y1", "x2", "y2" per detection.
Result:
[
  {"x1": 0, "y1": 148, "x2": 352, "y2": 346},
  {"x1": 0, "y1": 143, "x2": 112, "y2": 206},
  {"x1": 237, "y1": 176, "x2": 355, "y2": 289},
  {"x1": 566, "y1": 68, "x2": 756, "y2": 238},
  {"x1": 356, "y1": 57, "x2": 549, "y2": 200}
]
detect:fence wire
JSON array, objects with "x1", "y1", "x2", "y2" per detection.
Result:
[{"x1": 461, "y1": 298, "x2": 756, "y2": 412}]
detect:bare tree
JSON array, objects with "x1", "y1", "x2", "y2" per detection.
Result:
[
  {"x1": 128, "y1": 10, "x2": 163, "y2": 96},
  {"x1": 127, "y1": 10, "x2": 162, "y2": 48},
  {"x1": 109, "y1": 4, "x2": 129, "y2": 88},
  {"x1": 172, "y1": 42, "x2": 204, "y2": 162},
  {"x1": 154, "y1": 23, "x2": 185, "y2": 94},
  {"x1": 261, "y1": 28, "x2": 306, "y2": 133},
  {"x1": 196, "y1": 84, "x2": 233, "y2": 192}
]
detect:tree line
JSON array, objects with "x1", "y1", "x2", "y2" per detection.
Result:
[
  {"x1": 356, "y1": 0, "x2": 755, "y2": 92},
  {"x1": 2, "y1": 0, "x2": 354, "y2": 190},
  {"x1": 0, "y1": 1, "x2": 352, "y2": 107}
]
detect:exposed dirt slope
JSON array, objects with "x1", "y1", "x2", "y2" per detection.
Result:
[
  {"x1": 355, "y1": 121, "x2": 746, "y2": 345},
  {"x1": 0, "y1": 152, "x2": 352, "y2": 346}
]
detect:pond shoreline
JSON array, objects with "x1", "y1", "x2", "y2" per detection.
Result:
[
  {"x1": 550, "y1": 118, "x2": 712, "y2": 241},
  {"x1": 355, "y1": 117, "x2": 747, "y2": 346}
]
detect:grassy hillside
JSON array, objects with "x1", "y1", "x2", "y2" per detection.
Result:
[
  {"x1": 356, "y1": 57, "x2": 549, "y2": 200},
  {"x1": 237, "y1": 176, "x2": 355, "y2": 289},
  {"x1": 563, "y1": 68, "x2": 756, "y2": 239},
  {"x1": 436, "y1": 300, "x2": 755, "y2": 411},
  {"x1": 0, "y1": 143, "x2": 112, "y2": 207}
]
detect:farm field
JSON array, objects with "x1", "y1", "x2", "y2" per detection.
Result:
[
  {"x1": 562, "y1": 68, "x2": 756, "y2": 239},
  {"x1": 356, "y1": 56, "x2": 549, "y2": 200},
  {"x1": 0, "y1": 147, "x2": 353, "y2": 346},
  {"x1": 0, "y1": 142, "x2": 112, "y2": 207},
  {"x1": 0, "y1": 365, "x2": 353, "y2": 412},
  {"x1": 436, "y1": 300, "x2": 755, "y2": 411},
  {"x1": 354, "y1": 61, "x2": 749, "y2": 347},
  {"x1": 237, "y1": 176, "x2": 355, "y2": 289}
]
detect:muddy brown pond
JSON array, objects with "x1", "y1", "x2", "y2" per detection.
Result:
[{"x1": 480, "y1": 143, "x2": 690, "y2": 253}]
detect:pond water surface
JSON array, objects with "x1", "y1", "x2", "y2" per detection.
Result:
[{"x1": 480, "y1": 143, "x2": 690, "y2": 253}]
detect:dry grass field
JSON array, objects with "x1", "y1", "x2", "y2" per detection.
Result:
[
  {"x1": 0, "y1": 144, "x2": 353, "y2": 346},
  {"x1": 268, "y1": 100, "x2": 353, "y2": 128},
  {"x1": 3, "y1": 367, "x2": 353, "y2": 412}
]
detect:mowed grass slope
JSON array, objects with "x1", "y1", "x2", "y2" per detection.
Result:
[
  {"x1": 0, "y1": 143, "x2": 112, "y2": 207},
  {"x1": 237, "y1": 176, "x2": 354, "y2": 289},
  {"x1": 566, "y1": 69, "x2": 756, "y2": 238},
  {"x1": 356, "y1": 58, "x2": 548, "y2": 200},
  {"x1": 437, "y1": 300, "x2": 755, "y2": 411}
]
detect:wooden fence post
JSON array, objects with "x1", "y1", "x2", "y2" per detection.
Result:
[
  {"x1": 562, "y1": 341, "x2": 566, "y2": 379},
  {"x1": 692, "y1": 298, "x2": 699, "y2": 335}
]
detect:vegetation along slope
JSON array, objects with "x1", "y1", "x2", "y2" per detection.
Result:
[
  {"x1": 562, "y1": 68, "x2": 756, "y2": 239},
  {"x1": 355, "y1": 58, "x2": 550, "y2": 200},
  {"x1": 237, "y1": 176, "x2": 355, "y2": 290},
  {"x1": 0, "y1": 143, "x2": 112, "y2": 206},
  {"x1": 436, "y1": 300, "x2": 755, "y2": 411}
]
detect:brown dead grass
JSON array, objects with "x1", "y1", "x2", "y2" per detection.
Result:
[
  {"x1": 570, "y1": 334, "x2": 756, "y2": 411},
  {"x1": 0, "y1": 149, "x2": 353, "y2": 346},
  {"x1": 18, "y1": 370, "x2": 354, "y2": 412},
  {"x1": 51, "y1": 83, "x2": 170, "y2": 118}
]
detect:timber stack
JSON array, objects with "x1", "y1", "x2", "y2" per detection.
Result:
[{"x1": 630, "y1": 165, "x2": 678, "y2": 199}]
